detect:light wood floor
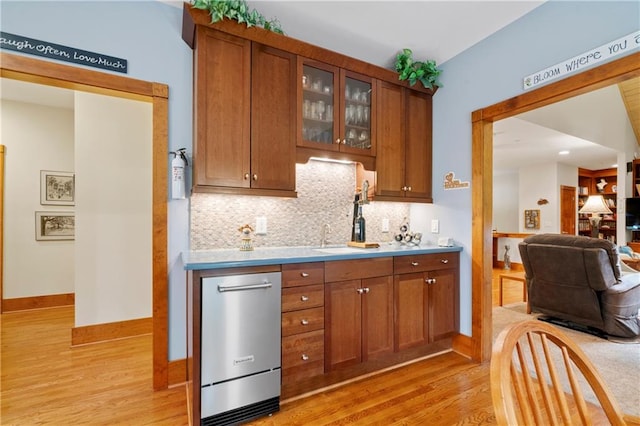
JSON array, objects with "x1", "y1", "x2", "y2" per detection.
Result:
[{"x1": 1, "y1": 269, "x2": 516, "y2": 425}]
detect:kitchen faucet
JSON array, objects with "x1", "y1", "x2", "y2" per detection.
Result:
[{"x1": 320, "y1": 223, "x2": 331, "y2": 248}]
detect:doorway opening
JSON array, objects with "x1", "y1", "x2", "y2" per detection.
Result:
[
  {"x1": 0, "y1": 53, "x2": 170, "y2": 390},
  {"x1": 471, "y1": 52, "x2": 640, "y2": 362}
]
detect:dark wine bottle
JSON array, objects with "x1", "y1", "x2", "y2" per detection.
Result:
[{"x1": 355, "y1": 205, "x2": 366, "y2": 242}]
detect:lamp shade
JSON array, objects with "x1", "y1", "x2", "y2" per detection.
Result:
[{"x1": 578, "y1": 195, "x2": 613, "y2": 215}]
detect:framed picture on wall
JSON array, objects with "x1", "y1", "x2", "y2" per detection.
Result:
[
  {"x1": 524, "y1": 209, "x2": 540, "y2": 230},
  {"x1": 35, "y1": 211, "x2": 75, "y2": 241},
  {"x1": 40, "y1": 170, "x2": 75, "y2": 206}
]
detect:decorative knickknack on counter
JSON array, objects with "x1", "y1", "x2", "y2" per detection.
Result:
[{"x1": 238, "y1": 224, "x2": 254, "y2": 251}]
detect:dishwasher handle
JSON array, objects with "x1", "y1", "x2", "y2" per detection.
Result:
[{"x1": 217, "y1": 281, "x2": 273, "y2": 292}]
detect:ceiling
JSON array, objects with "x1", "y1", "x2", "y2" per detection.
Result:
[{"x1": 3, "y1": 1, "x2": 638, "y2": 174}]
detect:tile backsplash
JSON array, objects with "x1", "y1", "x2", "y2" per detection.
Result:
[{"x1": 190, "y1": 160, "x2": 411, "y2": 250}]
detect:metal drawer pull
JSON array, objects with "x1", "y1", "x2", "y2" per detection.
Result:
[
  {"x1": 300, "y1": 272, "x2": 309, "y2": 277},
  {"x1": 301, "y1": 319, "x2": 309, "y2": 325},
  {"x1": 425, "y1": 278, "x2": 436, "y2": 284},
  {"x1": 301, "y1": 295, "x2": 309, "y2": 301},
  {"x1": 301, "y1": 354, "x2": 309, "y2": 361},
  {"x1": 218, "y1": 282, "x2": 272, "y2": 292},
  {"x1": 411, "y1": 261, "x2": 419, "y2": 266},
  {"x1": 441, "y1": 259, "x2": 449, "y2": 264}
]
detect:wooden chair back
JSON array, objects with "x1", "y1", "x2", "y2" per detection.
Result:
[{"x1": 490, "y1": 320, "x2": 627, "y2": 425}]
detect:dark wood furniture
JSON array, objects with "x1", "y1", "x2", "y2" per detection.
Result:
[{"x1": 577, "y1": 167, "x2": 617, "y2": 240}]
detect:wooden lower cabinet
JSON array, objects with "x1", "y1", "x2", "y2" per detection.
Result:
[
  {"x1": 281, "y1": 263, "x2": 325, "y2": 387},
  {"x1": 280, "y1": 253, "x2": 458, "y2": 395},
  {"x1": 324, "y1": 258, "x2": 394, "y2": 372},
  {"x1": 394, "y1": 252, "x2": 459, "y2": 351}
]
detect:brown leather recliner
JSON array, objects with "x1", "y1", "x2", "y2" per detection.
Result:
[{"x1": 519, "y1": 233, "x2": 640, "y2": 337}]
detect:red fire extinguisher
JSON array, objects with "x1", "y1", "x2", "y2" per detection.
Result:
[{"x1": 171, "y1": 148, "x2": 188, "y2": 199}]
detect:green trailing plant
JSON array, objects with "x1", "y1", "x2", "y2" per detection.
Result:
[
  {"x1": 191, "y1": 0, "x2": 284, "y2": 34},
  {"x1": 394, "y1": 48, "x2": 442, "y2": 90}
]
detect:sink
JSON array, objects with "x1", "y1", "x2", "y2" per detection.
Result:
[{"x1": 313, "y1": 247, "x2": 365, "y2": 254}]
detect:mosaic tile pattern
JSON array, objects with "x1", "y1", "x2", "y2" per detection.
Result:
[{"x1": 190, "y1": 161, "x2": 411, "y2": 250}]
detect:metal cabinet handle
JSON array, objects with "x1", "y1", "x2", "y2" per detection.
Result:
[
  {"x1": 402, "y1": 186, "x2": 407, "y2": 191},
  {"x1": 341, "y1": 139, "x2": 346, "y2": 144},
  {"x1": 441, "y1": 259, "x2": 449, "y2": 264},
  {"x1": 244, "y1": 173, "x2": 250, "y2": 180},
  {"x1": 425, "y1": 278, "x2": 436, "y2": 285},
  {"x1": 335, "y1": 138, "x2": 341, "y2": 144},
  {"x1": 252, "y1": 174, "x2": 258, "y2": 180},
  {"x1": 301, "y1": 354, "x2": 309, "y2": 361},
  {"x1": 301, "y1": 295, "x2": 309, "y2": 301},
  {"x1": 218, "y1": 282, "x2": 272, "y2": 292},
  {"x1": 356, "y1": 288, "x2": 364, "y2": 294},
  {"x1": 406, "y1": 186, "x2": 412, "y2": 191},
  {"x1": 363, "y1": 287, "x2": 370, "y2": 293},
  {"x1": 301, "y1": 319, "x2": 309, "y2": 325},
  {"x1": 300, "y1": 272, "x2": 309, "y2": 277},
  {"x1": 411, "y1": 261, "x2": 419, "y2": 266}
]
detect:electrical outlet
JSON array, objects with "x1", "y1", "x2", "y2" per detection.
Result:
[
  {"x1": 256, "y1": 216, "x2": 267, "y2": 235},
  {"x1": 382, "y1": 218, "x2": 390, "y2": 232},
  {"x1": 431, "y1": 219, "x2": 440, "y2": 234}
]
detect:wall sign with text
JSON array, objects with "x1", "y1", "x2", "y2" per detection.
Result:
[
  {"x1": 0, "y1": 32, "x2": 128, "y2": 74},
  {"x1": 523, "y1": 31, "x2": 639, "y2": 90}
]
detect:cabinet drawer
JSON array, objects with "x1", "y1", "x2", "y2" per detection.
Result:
[
  {"x1": 282, "y1": 307, "x2": 324, "y2": 337},
  {"x1": 325, "y1": 257, "x2": 393, "y2": 282},
  {"x1": 282, "y1": 329, "x2": 324, "y2": 381},
  {"x1": 282, "y1": 284, "x2": 324, "y2": 311},
  {"x1": 282, "y1": 262, "x2": 324, "y2": 287},
  {"x1": 394, "y1": 252, "x2": 459, "y2": 274}
]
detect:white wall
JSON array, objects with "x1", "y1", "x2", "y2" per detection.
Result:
[
  {"x1": 74, "y1": 92, "x2": 152, "y2": 327},
  {"x1": 519, "y1": 163, "x2": 557, "y2": 233},
  {"x1": 2, "y1": 100, "x2": 74, "y2": 298},
  {"x1": 493, "y1": 171, "x2": 519, "y2": 232}
]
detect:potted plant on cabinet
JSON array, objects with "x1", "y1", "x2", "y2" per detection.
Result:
[
  {"x1": 394, "y1": 48, "x2": 442, "y2": 90},
  {"x1": 191, "y1": 0, "x2": 284, "y2": 34}
]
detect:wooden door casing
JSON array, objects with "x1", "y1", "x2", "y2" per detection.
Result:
[{"x1": 560, "y1": 185, "x2": 577, "y2": 235}]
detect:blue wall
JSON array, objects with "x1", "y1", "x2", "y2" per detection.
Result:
[{"x1": 2, "y1": 0, "x2": 639, "y2": 356}]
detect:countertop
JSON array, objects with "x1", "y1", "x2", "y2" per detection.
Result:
[{"x1": 182, "y1": 243, "x2": 463, "y2": 270}]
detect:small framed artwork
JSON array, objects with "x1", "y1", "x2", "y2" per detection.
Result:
[
  {"x1": 35, "y1": 211, "x2": 75, "y2": 241},
  {"x1": 40, "y1": 170, "x2": 75, "y2": 206},
  {"x1": 524, "y1": 209, "x2": 540, "y2": 230}
]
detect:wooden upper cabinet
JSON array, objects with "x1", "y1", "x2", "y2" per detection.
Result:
[
  {"x1": 251, "y1": 43, "x2": 297, "y2": 192},
  {"x1": 192, "y1": 27, "x2": 296, "y2": 196},
  {"x1": 298, "y1": 57, "x2": 376, "y2": 158},
  {"x1": 194, "y1": 28, "x2": 251, "y2": 190},
  {"x1": 405, "y1": 90, "x2": 433, "y2": 201},
  {"x1": 376, "y1": 81, "x2": 405, "y2": 198},
  {"x1": 376, "y1": 81, "x2": 433, "y2": 203}
]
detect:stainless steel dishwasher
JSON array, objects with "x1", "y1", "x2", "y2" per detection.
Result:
[{"x1": 200, "y1": 272, "x2": 281, "y2": 425}]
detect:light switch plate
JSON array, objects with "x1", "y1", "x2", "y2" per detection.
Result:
[
  {"x1": 431, "y1": 219, "x2": 440, "y2": 234},
  {"x1": 256, "y1": 216, "x2": 267, "y2": 235},
  {"x1": 382, "y1": 218, "x2": 390, "y2": 232}
]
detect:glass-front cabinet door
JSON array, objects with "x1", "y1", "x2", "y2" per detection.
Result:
[
  {"x1": 299, "y1": 60, "x2": 339, "y2": 151},
  {"x1": 298, "y1": 58, "x2": 375, "y2": 157},
  {"x1": 340, "y1": 72, "x2": 374, "y2": 156}
]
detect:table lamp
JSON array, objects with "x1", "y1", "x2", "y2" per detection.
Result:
[{"x1": 578, "y1": 195, "x2": 613, "y2": 238}]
